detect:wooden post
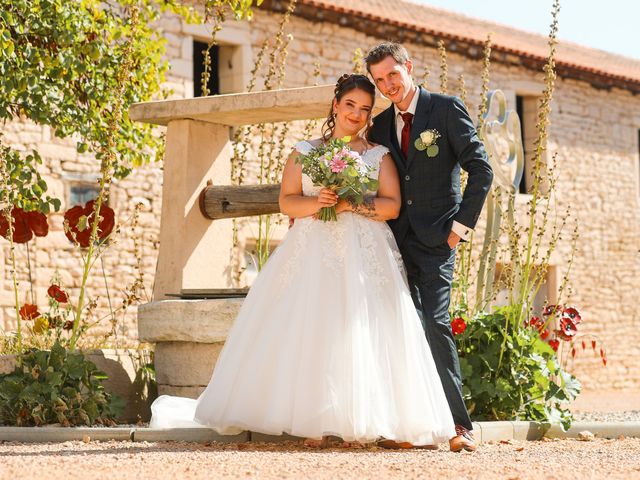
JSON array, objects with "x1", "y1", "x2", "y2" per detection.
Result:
[{"x1": 199, "y1": 184, "x2": 281, "y2": 220}]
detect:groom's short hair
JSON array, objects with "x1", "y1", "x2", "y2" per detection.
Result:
[{"x1": 365, "y1": 42, "x2": 410, "y2": 73}]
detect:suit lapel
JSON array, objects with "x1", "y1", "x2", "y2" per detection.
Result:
[
  {"x1": 406, "y1": 87, "x2": 433, "y2": 169},
  {"x1": 377, "y1": 104, "x2": 405, "y2": 171}
]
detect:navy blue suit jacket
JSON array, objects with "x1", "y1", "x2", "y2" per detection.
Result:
[{"x1": 369, "y1": 87, "x2": 493, "y2": 247}]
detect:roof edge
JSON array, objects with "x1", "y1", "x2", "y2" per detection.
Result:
[{"x1": 262, "y1": 0, "x2": 640, "y2": 95}]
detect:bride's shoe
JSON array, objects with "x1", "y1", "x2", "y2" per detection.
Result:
[
  {"x1": 377, "y1": 439, "x2": 417, "y2": 449},
  {"x1": 303, "y1": 436, "x2": 329, "y2": 448}
]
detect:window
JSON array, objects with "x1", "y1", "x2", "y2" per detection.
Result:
[
  {"x1": 69, "y1": 184, "x2": 99, "y2": 207},
  {"x1": 193, "y1": 41, "x2": 220, "y2": 97},
  {"x1": 516, "y1": 94, "x2": 541, "y2": 194}
]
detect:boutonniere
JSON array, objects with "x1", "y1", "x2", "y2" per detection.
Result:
[{"x1": 414, "y1": 129, "x2": 441, "y2": 157}]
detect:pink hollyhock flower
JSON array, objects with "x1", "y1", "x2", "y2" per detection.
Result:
[{"x1": 329, "y1": 158, "x2": 348, "y2": 173}]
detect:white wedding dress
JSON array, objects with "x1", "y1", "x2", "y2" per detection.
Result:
[{"x1": 150, "y1": 141, "x2": 456, "y2": 445}]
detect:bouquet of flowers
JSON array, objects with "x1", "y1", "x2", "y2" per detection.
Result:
[{"x1": 296, "y1": 136, "x2": 379, "y2": 221}]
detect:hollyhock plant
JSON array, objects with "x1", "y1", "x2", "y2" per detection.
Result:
[
  {"x1": 451, "y1": 317, "x2": 467, "y2": 336},
  {"x1": 557, "y1": 316, "x2": 578, "y2": 340},
  {"x1": 0, "y1": 207, "x2": 48, "y2": 243},
  {"x1": 47, "y1": 285, "x2": 69, "y2": 303},
  {"x1": 64, "y1": 200, "x2": 115, "y2": 247},
  {"x1": 562, "y1": 307, "x2": 581, "y2": 324},
  {"x1": 19, "y1": 304, "x2": 40, "y2": 320}
]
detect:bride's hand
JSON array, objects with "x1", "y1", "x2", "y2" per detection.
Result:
[
  {"x1": 335, "y1": 198, "x2": 351, "y2": 214},
  {"x1": 316, "y1": 188, "x2": 338, "y2": 209}
]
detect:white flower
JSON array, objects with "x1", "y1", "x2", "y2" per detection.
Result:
[{"x1": 420, "y1": 130, "x2": 435, "y2": 145}]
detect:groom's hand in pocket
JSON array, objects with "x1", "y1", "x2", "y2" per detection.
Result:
[{"x1": 447, "y1": 231, "x2": 461, "y2": 249}]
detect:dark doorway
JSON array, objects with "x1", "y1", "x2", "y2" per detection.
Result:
[{"x1": 193, "y1": 41, "x2": 220, "y2": 97}]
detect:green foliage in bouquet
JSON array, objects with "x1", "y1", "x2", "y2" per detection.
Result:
[
  {"x1": 455, "y1": 306, "x2": 580, "y2": 431},
  {"x1": 0, "y1": 341, "x2": 124, "y2": 426},
  {"x1": 296, "y1": 136, "x2": 379, "y2": 221}
]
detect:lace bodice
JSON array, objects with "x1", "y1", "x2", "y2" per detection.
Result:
[{"x1": 293, "y1": 140, "x2": 389, "y2": 197}]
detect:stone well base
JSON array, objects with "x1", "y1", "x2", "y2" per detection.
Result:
[{"x1": 138, "y1": 299, "x2": 242, "y2": 398}]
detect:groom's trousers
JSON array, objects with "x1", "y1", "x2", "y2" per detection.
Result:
[{"x1": 397, "y1": 227, "x2": 473, "y2": 431}]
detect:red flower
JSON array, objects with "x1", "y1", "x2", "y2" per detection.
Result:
[
  {"x1": 557, "y1": 317, "x2": 578, "y2": 341},
  {"x1": 47, "y1": 285, "x2": 69, "y2": 303},
  {"x1": 451, "y1": 317, "x2": 467, "y2": 336},
  {"x1": 528, "y1": 316, "x2": 543, "y2": 328},
  {"x1": 19, "y1": 303, "x2": 40, "y2": 320},
  {"x1": 540, "y1": 328, "x2": 550, "y2": 340},
  {"x1": 543, "y1": 305, "x2": 559, "y2": 316},
  {"x1": 0, "y1": 207, "x2": 48, "y2": 243},
  {"x1": 64, "y1": 200, "x2": 115, "y2": 248},
  {"x1": 562, "y1": 307, "x2": 582, "y2": 325},
  {"x1": 63, "y1": 320, "x2": 74, "y2": 331},
  {"x1": 548, "y1": 339, "x2": 560, "y2": 352}
]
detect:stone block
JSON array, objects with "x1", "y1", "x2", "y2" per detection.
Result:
[
  {"x1": 133, "y1": 427, "x2": 249, "y2": 443},
  {"x1": 475, "y1": 421, "x2": 513, "y2": 443},
  {"x1": 169, "y1": 58, "x2": 193, "y2": 80},
  {"x1": 138, "y1": 299, "x2": 242, "y2": 343},
  {"x1": 154, "y1": 341, "x2": 223, "y2": 386},
  {"x1": 0, "y1": 427, "x2": 133, "y2": 443},
  {"x1": 158, "y1": 384, "x2": 206, "y2": 399},
  {"x1": 512, "y1": 421, "x2": 544, "y2": 441},
  {"x1": 37, "y1": 142, "x2": 78, "y2": 161},
  {"x1": 545, "y1": 422, "x2": 640, "y2": 439}
]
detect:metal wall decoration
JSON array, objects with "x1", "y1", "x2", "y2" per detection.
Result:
[{"x1": 476, "y1": 89, "x2": 525, "y2": 306}]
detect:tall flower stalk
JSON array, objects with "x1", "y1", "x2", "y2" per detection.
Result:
[{"x1": 69, "y1": 5, "x2": 140, "y2": 350}]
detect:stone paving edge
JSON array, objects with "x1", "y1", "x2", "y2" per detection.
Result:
[{"x1": 1, "y1": 421, "x2": 639, "y2": 443}]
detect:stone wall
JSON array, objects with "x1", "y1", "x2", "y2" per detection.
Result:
[{"x1": 2, "y1": 8, "x2": 639, "y2": 393}]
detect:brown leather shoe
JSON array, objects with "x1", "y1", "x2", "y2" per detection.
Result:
[
  {"x1": 377, "y1": 439, "x2": 415, "y2": 449},
  {"x1": 449, "y1": 425, "x2": 477, "y2": 452},
  {"x1": 415, "y1": 444, "x2": 440, "y2": 450}
]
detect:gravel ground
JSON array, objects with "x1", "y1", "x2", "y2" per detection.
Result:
[{"x1": 1, "y1": 437, "x2": 640, "y2": 480}]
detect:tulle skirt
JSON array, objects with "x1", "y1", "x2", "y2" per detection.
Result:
[{"x1": 151, "y1": 213, "x2": 455, "y2": 445}]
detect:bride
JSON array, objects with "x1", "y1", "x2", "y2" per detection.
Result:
[{"x1": 150, "y1": 74, "x2": 456, "y2": 447}]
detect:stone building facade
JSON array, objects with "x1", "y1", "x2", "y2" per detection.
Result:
[{"x1": 2, "y1": 0, "x2": 639, "y2": 393}]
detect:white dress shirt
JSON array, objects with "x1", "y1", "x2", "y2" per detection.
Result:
[{"x1": 394, "y1": 87, "x2": 473, "y2": 242}]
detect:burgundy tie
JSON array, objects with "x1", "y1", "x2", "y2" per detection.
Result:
[{"x1": 400, "y1": 112, "x2": 413, "y2": 158}]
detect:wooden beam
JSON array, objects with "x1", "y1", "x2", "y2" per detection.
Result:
[
  {"x1": 130, "y1": 85, "x2": 391, "y2": 126},
  {"x1": 200, "y1": 184, "x2": 281, "y2": 220}
]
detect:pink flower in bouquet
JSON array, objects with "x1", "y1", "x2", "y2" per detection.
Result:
[{"x1": 329, "y1": 157, "x2": 348, "y2": 173}]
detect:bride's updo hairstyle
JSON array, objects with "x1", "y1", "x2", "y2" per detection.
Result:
[{"x1": 321, "y1": 73, "x2": 376, "y2": 140}]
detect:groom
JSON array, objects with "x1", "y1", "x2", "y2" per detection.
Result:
[{"x1": 366, "y1": 42, "x2": 493, "y2": 452}]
